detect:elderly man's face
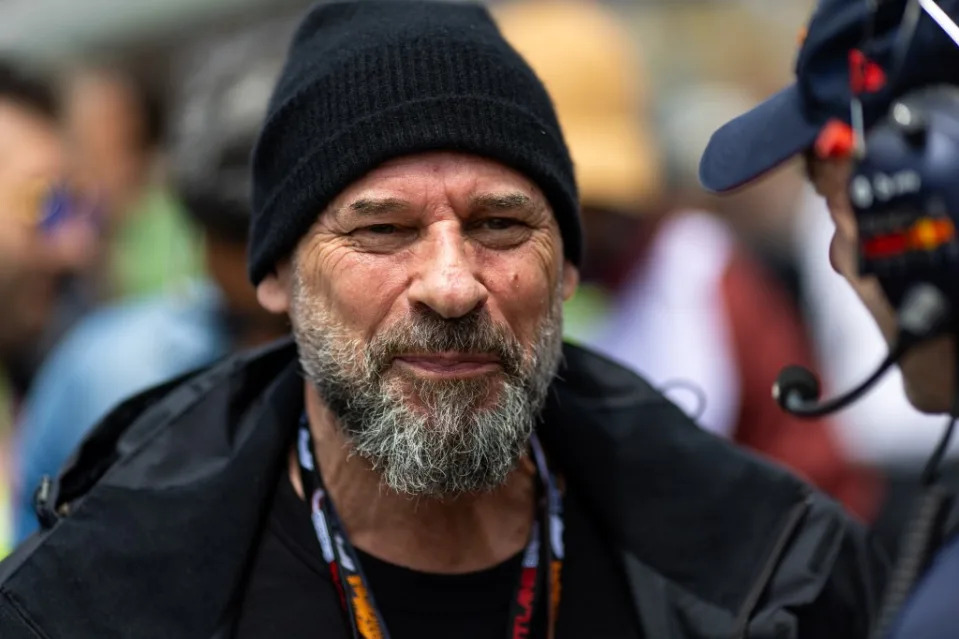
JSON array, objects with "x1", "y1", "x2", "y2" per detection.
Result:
[
  {"x1": 809, "y1": 156, "x2": 955, "y2": 413},
  {"x1": 259, "y1": 151, "x2": 578, "y2": 495}
]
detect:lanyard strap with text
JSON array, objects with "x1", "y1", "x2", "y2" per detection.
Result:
[{"x1": 296, "y1": 415, "x2": 564, "y2": 639}]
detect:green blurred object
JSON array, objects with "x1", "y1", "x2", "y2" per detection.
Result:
[
  {"x1": 0, "y1": 371, "x2": 12, "y2": 560},
  {"x1": 562, "y1": 283, "x2": 612, "y2": 346},
  {"x1": 109, "y1": 187, "x2": 205, "y2": 299},
  {"x1": 0, "y1": 475, "x2": 10, "y2": 560}
]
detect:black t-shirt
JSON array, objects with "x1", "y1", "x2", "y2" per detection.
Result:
[{"x1": 234, "y1": 473, "x2": 547, "y2": 638}]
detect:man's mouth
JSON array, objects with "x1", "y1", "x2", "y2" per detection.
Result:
[{"x1": 392, "y1": 352, "x2": 503, "y2": 378}]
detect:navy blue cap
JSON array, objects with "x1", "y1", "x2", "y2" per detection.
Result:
[{"x1": 699, "y1": 0, "x2": 959, "y2": 193}]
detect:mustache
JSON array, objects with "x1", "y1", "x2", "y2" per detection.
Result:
[{"x1": 367, "y1": 307, "x2": 525, "y2": 377}]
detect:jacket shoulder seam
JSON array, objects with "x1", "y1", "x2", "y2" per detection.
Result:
[{"x1": 732, "y1": 492, "x2": 813, "y2": 635}]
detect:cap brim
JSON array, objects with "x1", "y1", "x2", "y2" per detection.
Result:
[{"x1": 699, "y1": 84, "x2": 820, "y2": 193}]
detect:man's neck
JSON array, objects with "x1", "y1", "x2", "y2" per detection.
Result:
[{"x1": 289, "y1": 383, "x2": 537, "y2": 574}]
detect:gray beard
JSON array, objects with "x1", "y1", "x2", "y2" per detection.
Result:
[{"x1": 290, "y1": 272, "x2": 564, "y2": 498}]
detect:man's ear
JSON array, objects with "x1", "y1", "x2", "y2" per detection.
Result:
[
  {"x1": 256, "y1": 260, "x2": 293, "y2": 314},
  {"x1": 561, "y1": 261, "x2": 579, "y2": 301}
]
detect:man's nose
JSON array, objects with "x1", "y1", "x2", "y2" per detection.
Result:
[{"x1": 407, "y1": 224, "x2": 488, "y2": 319}]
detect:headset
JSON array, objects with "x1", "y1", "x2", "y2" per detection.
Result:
[
  {"x1": 769, "y1": 2, "x2": 959, "y2": 634},
  {"x1": 773, "y1": 0, "x2": 959, "y2": 420}
]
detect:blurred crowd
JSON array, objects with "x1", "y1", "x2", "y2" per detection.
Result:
[{"x1": 0, "y1": 0, "x2": 952, "y2": 559}]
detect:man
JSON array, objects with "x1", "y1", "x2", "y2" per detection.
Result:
[
  {"x1": 699, "y1": 0, "x2": 959, "y2": 636},
  {"x1": 11, "y1": 30, "x2": 290, "y2": 543},
  {"x1": 0, "y1": 3, "x2": 883, "y2": 638}
]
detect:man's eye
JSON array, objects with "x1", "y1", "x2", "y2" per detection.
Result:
[
  {"x1": 348, "y1": 223, "x2": 415, "y2": 252},
  {"x1": 469, "y1": 217, "x2": 532, "y2": 249},
  {"x1": 482, "y1": 218, "x2": 523, "y2": 230},
  {"x1": 364, "y1": 224, "x2": 398, "y2": 234}
]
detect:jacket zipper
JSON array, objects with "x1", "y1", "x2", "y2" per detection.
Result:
[{"x1": 732, "y1": 492, "x2": 812, "y2": 639}]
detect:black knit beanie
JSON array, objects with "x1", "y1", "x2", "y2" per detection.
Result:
[{"x1": 248, "y1": 0, "x2": 580, "y2": 284}]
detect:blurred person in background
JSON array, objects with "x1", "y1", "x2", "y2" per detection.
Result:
[
  {"x1": 57, "y1": 63, "x2": 202, "y2": 308},
  {"x1": 0, "y1": 59, "x2": 98, "y2": 556},
  {"x1": 12, "y1": 34, "x2": 289, "y2": 543},
  {"x1": 661, "y1": 86, "x2": 809, "y2": 304},
  {"x1": 497, "y1": 0, "x2": 879, "y2": 520},
  {"x1": 0, "y1": 61, "x2": 63, "y2": 404}
]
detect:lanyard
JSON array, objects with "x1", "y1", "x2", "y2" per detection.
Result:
[{"x1": 296, "y1": 415, "x2": 564, "y2": 639}]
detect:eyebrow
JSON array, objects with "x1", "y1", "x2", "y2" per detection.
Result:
[
  {"x1": 331, "y1": 192, "x2": 538, "y2": 220},
  {"x1": 469, "y1": 192, "x2": 535, "y2": 212},
  {"x1": 344, "y1": 197, "x2": 410, "y2": 216}
]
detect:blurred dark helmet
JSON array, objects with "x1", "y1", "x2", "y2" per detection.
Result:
[{"x1": 169, "y1": 29, "x2": 288, "y2": 243}]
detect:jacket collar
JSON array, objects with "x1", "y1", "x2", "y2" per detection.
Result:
[
  {"x1": 539, "y1": 346, "x2": 811, "y2": 617},
  {"x1": 540, "y1": 347, "x2": 809, "y2": 636}
]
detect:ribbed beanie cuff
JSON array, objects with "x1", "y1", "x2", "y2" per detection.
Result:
[{"x1": 249, "y1": 1, "x2": 580, "y2": 284}]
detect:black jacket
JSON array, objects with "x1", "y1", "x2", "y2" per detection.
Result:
[{"x1": 0, "y1": 340, "x2": 884, "y2": 638}]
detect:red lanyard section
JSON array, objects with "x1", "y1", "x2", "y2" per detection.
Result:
[{"x1": 296, "y1": 416, "x2": 564, "y2": 639}]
